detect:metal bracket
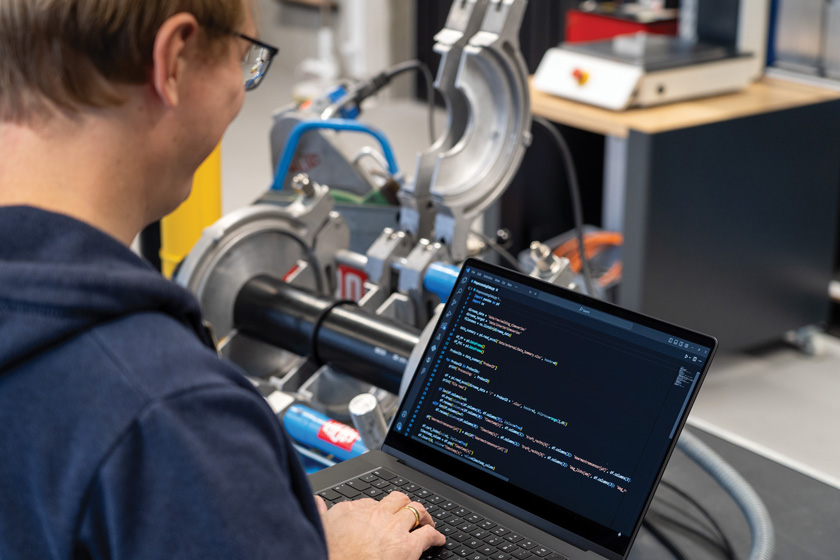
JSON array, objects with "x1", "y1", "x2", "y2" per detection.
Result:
[
  {"x1": 398, "y1": 0, "x2": 532, "y2": 261},
  {"x1": 398, "y1": 239, "x2": 449, "y2": 327},
  {"x1": 365, "y1": 228, "x2": 413, "y2": 289},
  {"x1": 397, "y1": 0, "x2": 491, "y2": 240}
]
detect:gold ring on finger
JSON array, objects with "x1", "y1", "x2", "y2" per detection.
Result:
[{"x1": 403, "y1": 505, "x2": 421, "y2": 530}]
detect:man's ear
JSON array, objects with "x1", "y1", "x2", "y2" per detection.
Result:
[{"x1": 151, "y1": 13, "x2": 201, "y2": 108}]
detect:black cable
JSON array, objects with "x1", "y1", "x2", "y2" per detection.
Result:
[
  {"x1": 643, "y1": 518, "x2": 690, "y2": 560},
  {"x1": 385, "y1": 60, "x2": 437, "y2": 145},
  {"x1": 276, "y1": 231, "x2": 325, "y2": 294},
  {"x1": 658, "y1": 480, "x2": 737, "y2": 560},
  {"x1": 325, "y1": 60, "x2": 437, "y2": 146},
  {"x1": 470, "y1": 230, "x2": 522, "y2": 272},
  {"x1": 531, "y1": 115, "x2": 597, "y2": 298},
  {"x1": 310, "y1": 300, "x2": 357, "y2": 366},
  {"x1": 647, "y1": 509, "x2": 735, "y2": 560}
]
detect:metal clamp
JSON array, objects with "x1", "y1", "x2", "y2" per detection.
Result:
[{"x1": 398, "y1": 0, "x2": 532, "y2": 261}]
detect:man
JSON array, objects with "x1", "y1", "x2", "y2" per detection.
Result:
[{"x1": 0, "y1": 1, "x2": 444, "y2": 558}]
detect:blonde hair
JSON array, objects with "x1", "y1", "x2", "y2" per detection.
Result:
[{"x1": 0, "y1": 0, "x2": 245, "y2": 122}]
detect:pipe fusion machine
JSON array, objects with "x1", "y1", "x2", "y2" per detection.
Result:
[{"x1": 176, "y1": 0, "x2": 575, "y2": 453}]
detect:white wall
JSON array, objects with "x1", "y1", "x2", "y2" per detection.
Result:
[{"x1": 257, "y1": 0, "x2": 414, "y2": 80}]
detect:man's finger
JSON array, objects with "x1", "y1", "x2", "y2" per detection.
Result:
[
  {"x1": 379, "y1": 490, "x2": 410, "y2": 512},
  {"x1": 414, "y1": 502, "x2": 435, "y2": 528},
  {"x1": 313, "y1": 495, "x2": 328, "y2": 515},
  {"x1": 326, "y1": 496, "x2": 376, "y2": 515},
  {"x1": 409, "y1": 524, "x2": 447, "y2": 549},
  {"x1": 398, "y1": 502, "x2": 423, "y2": 530},
  {"x1": 402, "y1": 501, "x2": 434, "y2": 531}
]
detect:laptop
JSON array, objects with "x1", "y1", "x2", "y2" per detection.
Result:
[{"x1": 310, "y1": 258, "x2": 717, "y2": 560}]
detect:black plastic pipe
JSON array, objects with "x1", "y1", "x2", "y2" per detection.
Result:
[{"x1": 234, "y1": 275, "x2": 420, "y2": 394}]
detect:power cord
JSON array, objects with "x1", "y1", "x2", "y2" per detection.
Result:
[
  {"x1": 643, "y1": 518, "x2": 689, "y2": 560},
  {"x1": 642, "y1": 477, "x2": 739, "y2": 560},
  {"x1": 276, "y1": 230, "x2": 325, "y2": 294},
  {"x1": 386, "y1": 60, "x2": 437, "y2": 145},
  {"x1": 658, "y1": 480, "x2": 737, "y2": 560},
  {"x1": 531, "y1": 115, "x2": 597, "y2": 297},
  {"x1": 677, "y1": 430, "x2": 774, "y2": 560},
  {"x1": 322, "y1": 60, "x2": 438, "y2": 146},
  {"x1": 469, "y1": 230, "x2": 523, "y2": 272},
  {"x1": 646, "y1": 510, "x2": 736, "y2": 559}
]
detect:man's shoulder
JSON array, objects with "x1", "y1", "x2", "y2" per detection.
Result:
[
  {"x1": 87, "y1": 310, "x2": 247, "y2": 401},
  {"x1": 1, "y1": 308, "x2": 258, "y2": 459},
  {"x1": 0, "y1": 308, "x2": 328, "y2": 560},
  {"x1": 0, "y1": 309, "x2": 277, "y2": 558}
]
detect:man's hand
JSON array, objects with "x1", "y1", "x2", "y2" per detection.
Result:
[{"x1": 316, "y1": 491, "x2": 445, "y2": 560}]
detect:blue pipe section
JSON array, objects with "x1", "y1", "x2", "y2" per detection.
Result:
[
  {"x1": 424, "y1": 262, "x2": 460, "y2": 301},
  {"x1": 284, "y1": 404, "x2": 367, "y2": 462},
  {"x1": 271, "y1": 119, "x2": 400, "y2": 191}
]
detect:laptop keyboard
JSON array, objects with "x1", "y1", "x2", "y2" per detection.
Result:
[{"x1": 316, "y1": 468, "x2": 569, "y2": 560}]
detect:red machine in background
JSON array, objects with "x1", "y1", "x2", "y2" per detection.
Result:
[{"x1": 565, "y1": 6, "x2": 678, "y2": 44}]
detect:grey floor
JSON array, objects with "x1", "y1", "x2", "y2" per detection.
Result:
[
  {"x1": 689, "y1": 334, "x2": 840, "y2": 489},
  {"x1": 221, "y1": 12, "x2": 840, "y2": 493}
]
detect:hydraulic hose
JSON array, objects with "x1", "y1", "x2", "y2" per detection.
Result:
[{"x1": 677, "y1": 430, "x2": 775, "y2": 560}]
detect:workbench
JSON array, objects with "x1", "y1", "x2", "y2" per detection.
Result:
[{"x1": 529, "y1": 78, "x2": 840, "y2": 349}]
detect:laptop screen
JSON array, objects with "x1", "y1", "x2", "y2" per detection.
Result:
[{"x1": 384, "y1": 259, "x2": 717, "y2": 558}]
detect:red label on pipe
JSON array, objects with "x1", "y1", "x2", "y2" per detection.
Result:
[
  {"x1": 338, "y1": 264, "x2": 367, "y2": 302},
  {"x1": 318, "y1": 420, "x2": 361, "y2": 452}
]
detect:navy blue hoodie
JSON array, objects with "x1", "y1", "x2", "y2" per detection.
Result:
[{"x1": 0, "y1": 206, "x2": 328, "y2": 559}]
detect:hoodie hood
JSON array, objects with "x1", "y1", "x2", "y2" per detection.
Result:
[{"x1": 0, "y1": 206, "x2": 210, "y2": 372}]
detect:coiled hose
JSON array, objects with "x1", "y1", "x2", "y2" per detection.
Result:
[{"x1": 677, "y1": 430, "x2": 775, "y2": 560}]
